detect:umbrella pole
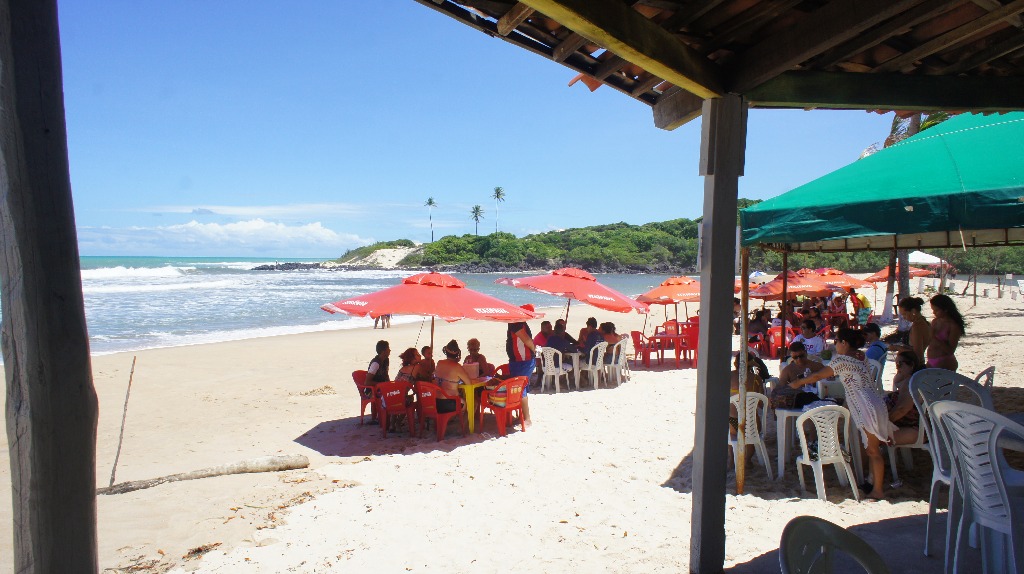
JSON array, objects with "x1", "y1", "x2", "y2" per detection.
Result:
[
  {"x1": 430, "y1": 316, "x2": 435, "y2": 349},
  {"x1": 684, "y1": 302, "x2": 690, "y2": 320},
  {"x1": 642, "y1": 313, "x2": 648, "y2": 336},
  {"x1": 737, "y1": 248, "x2": 751, "y2": 495},
  {"x1": 564, "y1": 299, "x2": 571, "y2": 323},
  {"x1": 781, "y1": 252, "x2": 789, "y2": 361},
  {"x1": 675, "y1": 303, "x2": 679, "y2": 322}
]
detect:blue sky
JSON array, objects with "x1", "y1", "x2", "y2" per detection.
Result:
[{"x1": 58, "y1": 1, "x2": 896, "y2": 258}]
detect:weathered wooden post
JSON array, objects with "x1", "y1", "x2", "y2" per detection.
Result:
[
  {"x1": 1, "y1": 0, "x2": 99, "y2": 571},
  {"x1": 690, "y1": 94, "x2": 746, "y2": 574}
]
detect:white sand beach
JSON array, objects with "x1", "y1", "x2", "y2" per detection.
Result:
[{"x1": 1, "y1": 290, "x2": 1022, "y2": 572}]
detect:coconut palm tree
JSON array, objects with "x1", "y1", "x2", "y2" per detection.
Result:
[
  {"x1": 470, "y1": 205, "x2": 484, "y2": 236},
  {"x1": 492, "y1": 186, "x2": 505, "y2": 233},
  {"x1": 425, "y1": 197, "x2": 437, "y2": 243}
]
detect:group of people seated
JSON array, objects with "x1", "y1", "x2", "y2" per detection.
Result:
[{"x1": 533, "y1": 317, "x2": 627, "y2": 367}]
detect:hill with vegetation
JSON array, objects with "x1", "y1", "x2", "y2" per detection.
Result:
[{"x1": 336, "y1": 203, "x2": 1024, "y2": 275}]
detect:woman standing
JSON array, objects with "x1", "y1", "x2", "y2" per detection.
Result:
[
  {"x1": 927, "y1": 294, "x2": 965, "y2": 372},
  {"x1": 789, "y1": 328, "x2": 917, "y2": 500},
  {"x1": 893, "y1": 297, "x2": 932, "y2": 367}
]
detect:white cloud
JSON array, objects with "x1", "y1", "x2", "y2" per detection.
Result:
[
  {"x1": 78, "y1": 219, "x2": 370, "y2": 257},
  {"x1": 139, "y1": 203, "x2": 365, "y2": 220}
]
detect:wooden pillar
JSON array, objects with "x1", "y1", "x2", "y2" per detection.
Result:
[
  {"x1": 690, "y1": 95, "x2": 746, "y2": 574},
  {"x1": 1, "y1": 1, "x2": 99, "y2": 571}
]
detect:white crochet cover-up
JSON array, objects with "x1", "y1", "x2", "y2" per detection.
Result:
[{"x1": 830, "y1": 354, "x2": 897, "y2": 444}]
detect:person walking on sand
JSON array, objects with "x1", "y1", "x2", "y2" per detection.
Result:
[{"x1": 506, "y1": 307, "x2": 536, "y2": 427}]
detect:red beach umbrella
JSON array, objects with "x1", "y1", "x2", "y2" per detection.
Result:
[
  {"x1": 749, "y1": 271, "x2": 838, "y2": 300},
  {"x1": 805, "y1": 267, "x2": 873, "y2": 291},
  {"x1": 321, "y1": 272, "x2": 540, "y2": 346},
  {"x1": 495, "y1": 267, "x2": 649, "y2": 320},
  {"x1": 637, "y1": 276, "x2": 701, "y2": 304},
  {"x1": 864, "y1": 265, "x2": 935, "y2": 283}
]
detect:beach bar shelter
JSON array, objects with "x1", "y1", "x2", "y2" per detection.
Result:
[
  {"x1": 7, "y1": 2, "x2": 1024, "y2": 572},
  {"x1": 741, "y1": 112, "x2": 1024, "y2": 254}
]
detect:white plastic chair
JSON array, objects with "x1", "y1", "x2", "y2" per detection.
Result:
[
  {"x1": 579, "y1": 341, "x2": 607, "y2": 390},
  {"x1": 931, "y1": 401, "x2": 1024, "y2": 574},
  {"x1": 604, "y1": 339, "x2": 628, "y2": 387},
  {"x1": 974, "y1": 366, "x2": 996, "y2": 391},
  {"x1": 867, "y1": 358, "x2": 884, "y2": 392},
  {"x1": 538, "y1": 346, "x2": 573, "y2": 393},
  {"x1": 897, "y1": 368, "x2": 993, "y2": 472},
  {"x1": 729, "y1": 392, "x2": 773, "y2": 479},
  {"x1": 780, "y1": 515, "x2": 891, "y2": 574},
  {"x1": 795, "y1": 405, "x2": 860, "y2": 502}
]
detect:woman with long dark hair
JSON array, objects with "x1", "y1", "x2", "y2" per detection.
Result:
[
  {"x1": 892, "y1": 297, "x2": 931, "y2": 367},
  {"x1": 928, "y1": 294, "x2": 965, "y2": 372}
]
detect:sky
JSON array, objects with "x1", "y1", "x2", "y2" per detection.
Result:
[{"x1": 56, "y1": 1, "x2": 897, "y2": 258}]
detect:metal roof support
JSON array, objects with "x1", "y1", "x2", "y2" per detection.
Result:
[
  {"x1": 691, "y1": 94, "x2": 746, "y2": 573},
  {"x1": 0, "y1": 0, "x2": 99, "y2": 570}
]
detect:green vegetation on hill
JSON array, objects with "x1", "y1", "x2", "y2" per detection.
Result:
[
  {"x1": 341, "y1": 200, "x2": 1024, "y2": 274},
  {"x1": 335, "y1": 239, "x2": 415, "y2": 263}
]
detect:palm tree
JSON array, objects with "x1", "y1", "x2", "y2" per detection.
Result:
[
  {"x1": 425, "y1": 197, "x2": 437, "y2": 243},
  {"x1": 492, "y1": 186, "x2": 505, "y2": 233},
  {"x1": 470, "y1": 205, "x2": 484, "y2": 236}
]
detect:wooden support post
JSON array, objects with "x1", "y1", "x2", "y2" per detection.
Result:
[
  {"x1": 0, "y1": 1, "x2": 99, "y2": 571},
  {"x1": 781, "y1": 252, "x2": 789, "y2": 359},
  {"x1": 690, "y1": 94, "x2": 746, "y2": 574}
]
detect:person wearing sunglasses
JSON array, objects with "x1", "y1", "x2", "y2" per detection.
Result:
[{"x1": 769, "y1": 342, "x2": 824, "y2": 410}]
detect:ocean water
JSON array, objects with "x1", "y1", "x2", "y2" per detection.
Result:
[
  {"x1": 0, "y1": 257, "x2": 679, "y2": 357},
  {"x1": 0, "y1": 257, "x2": 1011, "y2": 359}
]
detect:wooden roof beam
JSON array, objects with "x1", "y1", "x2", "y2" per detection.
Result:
[
  {"x1": 971, "y1": 0, "x2": 1023, "y2": 29},
  {"x1": 874, "y1": 0, "x2": 1024, "y2": 72},
  {"x1": 941, "y1": 32, "x2": 1024, "y2": 73},
  {"x1": 497, "y1": 3, "x2": 535, "y2": 37},
  {"x1": 728, "y1": 0, "x2": 927, "y2": 93},
  {"x1": 746, "y1": 70, "x2": 1024, "y2": 112},
  {"x1": 813, "y1": 0, "x2": 963, "y2": 69},
  {"x1": 552, "y1": 32, "x2": 588, "y2": 62},
  {"x1": 653, "y1": 87, "x2": 704, "y2": 130},
  {"x1": 519, "y1": 0, "x2": 725, "y2": 98}
]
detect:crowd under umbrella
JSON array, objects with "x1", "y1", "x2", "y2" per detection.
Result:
[
  {"x1": 495, "y1": 267, "x2": 649, "y2": 322},
  {"x1": 321, "y1": 272, "x2": 541, "y2": 347}
]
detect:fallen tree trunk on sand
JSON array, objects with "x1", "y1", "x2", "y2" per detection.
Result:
[{"x1": 98, "y1": 455, "x2": 309, "y2": 495}]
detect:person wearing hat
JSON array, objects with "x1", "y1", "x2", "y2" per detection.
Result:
[{"x1": 506, "y1": 312, "x2": 535, "y2": 427}]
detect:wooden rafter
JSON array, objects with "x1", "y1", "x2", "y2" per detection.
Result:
[
  {"x1": 593, "y1": 54, "x2": 626, "y2": 80},
  {"x1": 941, "y1": 31, "x2": 1024, "y2": 73},
  {"x1": 497, "y1": 2, "x2": 534, "y2": 36},
  {"x1": 653, "y1": 86, "x2": 704, "y2": 130},
  {"x1": 729, "y1": 0, "x2": 928, "y2": 92},
  {"x1": 659, "y1": 0, "x2": 728, "y2": 32},
  {"x1": 552, "y1": 32, "x2": 588, "y2": 62},
  {"x1": 519, "y1": 0, "x2": 725, "y2": 98},
  {"x1": 746, "y1": 70, "x2": 1024, "y2": 112},
  {"x1": 873, "y1": 0, "x2": 1024, "y2": 72},
  {"x1": 971, "y1": 0, "x2": 1023, "y2": 29},
  {"x1": 812, "y1": 0, "x2": 963, "y2": 69},
  {"x1": 701, "y1": 0, "x2": 803, "y2": 55}
]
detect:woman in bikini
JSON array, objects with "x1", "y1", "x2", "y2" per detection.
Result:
[
  {"x1": 395, "y1": 348, "x2": 420, "y2": 384},
  {"x1": 892, "y1": 297, "x2": 931, "y2": 367},
  {"x1": 927, "y1": 294, "x2": 965, "y2": 372}
]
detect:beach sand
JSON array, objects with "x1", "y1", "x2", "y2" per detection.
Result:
[{"x1": 1, "y1": 291, "x2": 1022, "y2": 572}]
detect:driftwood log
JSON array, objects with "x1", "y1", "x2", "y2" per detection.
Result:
[{"x1": 98, "y1": 455, "x2": 309, "y2": 495}]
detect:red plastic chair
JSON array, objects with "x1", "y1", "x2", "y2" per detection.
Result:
[
  {"x1": 478, "y1": 376, "x2": 527, "y2": 437},
  {"x1": 678, "y1": 323, "x2": 700, "y2": 367},
  {"x1": 494, "y1": 363, "x2": 510, "y2": 377},
  {"x1": 414, "y1": 381, "x2": 465, "y2": 441},
  {"x1": 629, "y1": 330, "x2": 659, "y2": 368},
  {"x1": 375, "y1": 381, "x2": 417, "y2": 438},
  {"x1": 352, "y1": 370, "x2": 377, "y2": 424}
]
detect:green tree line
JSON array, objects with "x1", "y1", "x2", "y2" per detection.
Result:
[{"x1": 340, "y1": 201, "x2": 1024, "y2": 274}]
